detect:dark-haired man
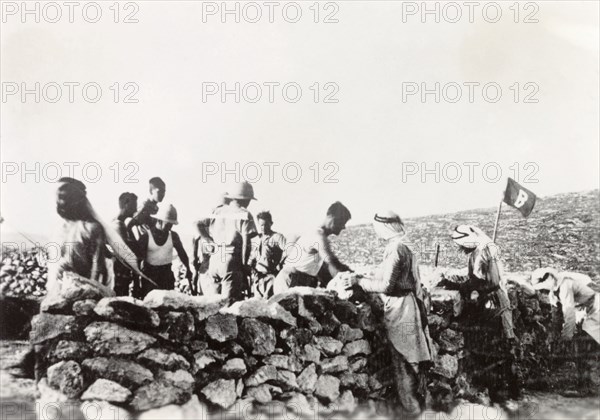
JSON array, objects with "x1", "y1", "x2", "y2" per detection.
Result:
[
  {"x1": 132, "y1": 177, "x2": 166, "y2": 238},
  {"x1": 273, "y1": 201, "x2": 352, "y2": 294},
  {"x1": 248, "y1": 211, "x2": 287, "y2": 298},
  {"x1": 112, "y1": 192, "x2": 140, "y2": 296},
  {"x1": 51, "y1": 177, "x2": 110, "y2": 288},
  {"x1": 9, "y1": 177, "x2": 110, "y2": 379}
]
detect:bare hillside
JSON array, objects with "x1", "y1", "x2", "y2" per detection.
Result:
[{"x1": 331, "y1": 190, "x2": 600, "y2": 280}]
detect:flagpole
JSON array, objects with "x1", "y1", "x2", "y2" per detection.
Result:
[{"x1": 492, "y1": 200, "x2": 503, "y2": 243}]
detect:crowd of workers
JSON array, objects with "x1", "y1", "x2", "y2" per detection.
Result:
[
  {"x1": 6, "y1": 176, "x2": 600, "y2": 417},
  {"x1": 106, "y1": 177, "x2": 355, "y2": 302}
]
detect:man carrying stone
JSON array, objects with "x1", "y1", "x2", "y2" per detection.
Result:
[{"x1": 273, "y1": 201, "x2": 352, "y2": 294}]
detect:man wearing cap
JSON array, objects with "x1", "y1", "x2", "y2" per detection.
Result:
[
  {"x1": 344, "y1": 211, "x2": 432, "y2": 416},
  {"x1": 440, "y1": 225, "x2": 520, "y2": 401},
  {"x1": 273, "y1": 202, "x2": 352, "y2": 294},
  {"x1": 199, "y1": 181, "x2": 258, "y2": 303},
  {"x1": 138, "y1": 203, "x2": 194, "y2": 297},
  {"x1": 531, "y1": 268, "x2": 599, "y2": 345}
]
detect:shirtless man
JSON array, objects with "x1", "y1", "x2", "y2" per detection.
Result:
[
  {"x1": 9, "y1": 177, "x2": 110, "y2": 379},
  {"x1": 273, "y1": 201, "x2": 352, "y2": 294},
  {"x1": 112, "y1": 192, "x2": 140, "y2": 296},
  {"x1": 131, "y1": 177, "x2": 166, "y2": 239}
]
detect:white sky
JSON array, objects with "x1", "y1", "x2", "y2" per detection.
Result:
[{"x1": 1, "y1": 0, "x2": 599, "y2": 243}]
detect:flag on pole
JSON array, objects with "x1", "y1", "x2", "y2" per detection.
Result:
[{"x1": 503, "y1": 178, "x2": 537, "y2": 217}]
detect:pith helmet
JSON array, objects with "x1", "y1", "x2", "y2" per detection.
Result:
[{"x1": 225, "y1": 181, "x2": 256, "y2": 200}]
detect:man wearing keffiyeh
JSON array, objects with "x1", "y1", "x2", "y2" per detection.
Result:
[
  {"x1": 344, "y1": 211, "x2": 432, "y2": 417},
  {"x1": 439, "y1": 224, "x2": 521, "y2": 402}
]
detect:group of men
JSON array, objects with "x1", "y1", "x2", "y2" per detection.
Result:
[
  {"x1": 107, "y1": 177, "x2": 600, "y2": 356},
  {"x1": 112, "y1": 178, "x2": 354, "y2": 303},
  {"x1": 7, "y1": 176, "x2": 599, "y2": 415}
]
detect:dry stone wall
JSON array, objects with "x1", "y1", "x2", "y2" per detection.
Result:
[
  {"x1": 31, "y1": 273, "x2": 595, "y2": 419},
  {"x1": 32, "y1": 275, "x2": 399, "y2": 419}
]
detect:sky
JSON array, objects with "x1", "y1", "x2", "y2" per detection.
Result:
[{"x1": 1, "y1": 0, "x2": 599, "y2": 247}]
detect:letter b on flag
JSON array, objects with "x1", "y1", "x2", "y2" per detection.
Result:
[
  {"x1": 503, "y1": 178, "x2": 536, "y2": 217},
  {"x1": 514, "y1": 189, "x2": 529, "y2": 208}
]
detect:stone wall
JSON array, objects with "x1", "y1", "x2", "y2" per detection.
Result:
[
  {"x1": 32, "y1": 275, "x2": 397, "y2": 419},
  {"x1": 426, "y1": 279, "x2": 599, "y2": 407},
  {"x1": 31, "y1": 273, "x2": 596, "y2": 419}
]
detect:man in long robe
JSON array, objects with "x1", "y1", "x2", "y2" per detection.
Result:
[{"x1": 346, "y1": 211, "x2": 432, "y2": 416}]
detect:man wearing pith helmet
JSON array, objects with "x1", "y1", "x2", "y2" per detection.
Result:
[
  {"x1": 138, "y1": 203, "x2": 194, "y2": 297},
  {"x1": 200, "y1": 181, "x2": 258, "y2": 303}
]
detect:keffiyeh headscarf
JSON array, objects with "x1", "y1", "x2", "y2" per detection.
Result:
[
  {"x1": 530, "y1": 267, "x2": 563, "y2": 306},
  {"x1": 451, "y1": 225, "x2": 493, "y2": 249},
  {"x1": 373, "y1": 211, "x2": 406, "y2": 240}
]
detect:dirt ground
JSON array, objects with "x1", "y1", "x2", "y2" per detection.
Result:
[{"x1": 1, "y1": 340, "x2": 598, "y2": 420}]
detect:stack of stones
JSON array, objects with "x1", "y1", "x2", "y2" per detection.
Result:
[
  {"x1": 33, "y1": 273, "x2": 584, "y2": 418},
  {"x1": 425, "y1": 279, "x2": 590, "y2": 408},
  {"x1": 32, "y1": 277, "x2": 396, "y2": 419},
  {"x1": 426, "y1": 287, "x2": 471, "y2": 408},
  {"x1": 32, "y1": 274, "x2": 221, "y2": 417}
]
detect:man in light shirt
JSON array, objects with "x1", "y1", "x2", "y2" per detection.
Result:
[
  {"x1": 531, "y1": 268, "x2": 599, "y2": 344},
  {"x1": 199, "y1": 182, "x2": 257, "y2": 303}
]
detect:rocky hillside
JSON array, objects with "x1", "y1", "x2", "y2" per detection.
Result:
[{"x1": 332, "y1": 190, "x2": 600, "y2": 280}]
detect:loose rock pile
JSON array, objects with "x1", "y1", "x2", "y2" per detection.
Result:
[{"x1": 0, "y1": 248, "x2": 47, "y2": 298}]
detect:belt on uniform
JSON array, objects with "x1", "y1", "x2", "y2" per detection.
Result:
[{"x1": 210, "y1": 244, "x2": 236, "y2": 255}]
